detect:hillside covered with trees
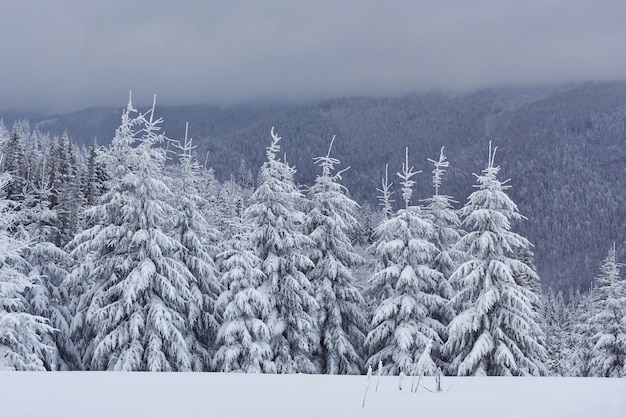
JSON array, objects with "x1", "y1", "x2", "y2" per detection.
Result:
[
  {"x1": 23, "y1": 81, "x2": 626, "y2": 293},
  {"x1": 0, "y1": 85, "x2": 624, "y2": 375}
]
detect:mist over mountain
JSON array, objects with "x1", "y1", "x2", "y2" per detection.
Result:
[{"x1": 12, "y1": 81, "x2": 626, "y2": 294}]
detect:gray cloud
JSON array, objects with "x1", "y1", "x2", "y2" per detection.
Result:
[{"x1": 1, "y1": 0, "x2": 625, "y2": 113}]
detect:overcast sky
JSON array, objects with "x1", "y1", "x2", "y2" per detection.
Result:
[{"x1": 1, "y1": 0, "x2": 625, "y2": 113}]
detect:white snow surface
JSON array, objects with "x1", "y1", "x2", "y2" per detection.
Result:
[{"x1": 0, "y1": 373, "x2": 624, "y2": 417}]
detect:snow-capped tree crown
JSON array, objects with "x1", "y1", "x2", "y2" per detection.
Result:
[
  {"x1": 377, "y1": 164, "x2": 394, "y2": 219},
  {"x1": 396, "y1": 147, "x2": 420, "y2": 208},
  {"x1": 428, "y1": 146, "x2": 449, "y2": 197}
]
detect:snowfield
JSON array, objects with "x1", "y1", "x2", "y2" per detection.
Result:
[{"x1": 1, "y1": 373, "x2": 624, "y2": 418}]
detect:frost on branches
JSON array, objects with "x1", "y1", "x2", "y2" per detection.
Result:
[
  {"x1": 588, "y1": 244, "x2": 626, "y2": 377},
  {"x1": 421, "y1": 148, "x2": 464, "y2": 347},
  {"x1": 246, "y1": 128, "x2": 319, "y2": 374},
  {"x1": 213, "y1": 217, "x2": 274, "y2": 373},
  {"x1": 0, "y1": 171, "x2": 54, "y2": 371},
  {"x1": 445, "y1": 143, "x2": 547, "y2": 376},
  {"x1": 305, "y1": 137, "x2": 368, "y2": 374},
  {"x1": 170, "y1": 126, "x2": 222, "y2": 366},
  {"x1": 67, "y1": 97, "x2": 207, "y2": 371},
  {"x1": 365, "y1": 149, "x2": 446, "y2": 375}
]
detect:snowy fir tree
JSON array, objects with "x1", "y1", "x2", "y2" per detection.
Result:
[
  {"x1": 542, "y1": 289, "x2": 574, "y2": 376},
  {"x1": 49, "y1": 133, "x2": 84, "y2": 248},
  {"x1": 67, "y1": 97, "x2": 207, "y2": 371},
  {"x1": 421, "y1": 147, "x2": 463, "y2": 338},
  {"x1": 377, "y1": 164, "x2": 395, "y2": 220},
  {"x1": 305, "y1": 137, "x2": 369, "y2": 374},
  {"x1": 213, "y1": 219, "x2": 274, "y2": 373},
  {"x1": 588, "y1": 244, "x2": 626, "y2": 377},
  {"x1": 83, "y1": 138, "x2": 108, "y2": 208},
  {"x1": 19, "y1": 167, "x2": 80, "y2": 370},
  {"x1": 246, "y1": 128, "x2": 319, "y2": 374},
  {"x1": 216, "y1": 179, "x2": 246, "y2": 241},
  {"x1": 1, "y1": 128, "x2": 27, "y2": 200},
  {"x1": 444, "y1": 143, "x2": 547, "y2": 376},
  {"x1": 0, "y1": 170, "x2": 54, "y2": 370},
  {"x1": 365, "y1": 148, "x2": 445, "y2": 375},
  {"x1": 169, "y1": 125, "x2": 222, "y2": 367},
  {"x1": 568, "y1": 289, "x2": 597, "y2": 377}
]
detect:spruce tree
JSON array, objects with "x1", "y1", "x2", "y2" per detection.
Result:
[
  {"x1": 305, "y1": 137, "x2": 368, "y2": 374},
  {"x1": 542, "y1": 289, "x2": 572, "y2": 376},
  {"x1": 0, "y1": 171, "x2": 53, "y2": 370},
  {"x1": 246, "y1": 127, "x2": 318, "y2": 374},
  {"x1": 19, "y1": 168, "x2": 80, "y2": 370},
  {"x1": 67, "y1": 97, "x2": 206, "y2": 371},
  {"x1": 1, "y1": 128, "x2": 26, "y2": 200},
  {"x1": 421, "y1": 147, "x2": 463, "y2": 367},
  {"x1": 568, "y1": 289, "x2": 597, "y2": 377},
  {"x1": 445, "y1": 143, "x2": 547, "y2": 376},
  {"x1": 213, "y1": 218, "x2": 274, "y2": 373},
  {"x1": 170, "y1": 125, "x2": 222, "y2": 368},
  {"x1": 588, "y1": 244, "x2": 626, "y2": 377},
  {"x1": 365, "y1": 149, "x2": 444, "y2": 375}
]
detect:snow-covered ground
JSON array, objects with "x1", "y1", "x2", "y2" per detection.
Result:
[{"x1": 1, "y1": 372, "x2": 624, "y2": 417}]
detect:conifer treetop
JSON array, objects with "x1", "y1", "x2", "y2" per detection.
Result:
[
  {"x1": 377, "y1": 164, "x2": 394, "y2": 218},
  {"x1": 396, "y1": 147, "x2": 420, "y2": 208},
  {"x1": 427, "y1": 146, "x2": 449, "y2": 196}
]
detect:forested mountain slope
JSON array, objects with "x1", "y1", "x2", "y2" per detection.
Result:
[{"x1": 16, "y1": 81, "x2": 626, "y2": 293}]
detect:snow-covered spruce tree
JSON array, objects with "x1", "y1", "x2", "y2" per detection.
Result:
[
  {"x1": 568, "y1": 289, "x2": 597, "y2": 377},
  {"x1": 542, "y1": 289, "x2": 573, "y2": 376},
  {"x1": 50, "y1": 133, "x2": 84, "y2": 248},
  {"x1": 305, "y1": 137, "x2": 368, "y2": 374},
  {"x1": 445, "y1": 143, "x2": 547, "y2": 376},
  {"x1": 421, "y1": 148, "x2": 463, "y2": 347},
  {"x1": 1, "y1": 129, "x2": 26, "y2": 200},
  {"x1": 19, "y1": 167, "x2": 80, "y2": 370},
  {"x1": 246, "y1": 127, "x2": 318, "y2": 374},
  {"x1": 169, "y1": 125, "x2": 222, "y2": 368},
  {"x1": 0, "y1": 170, "x2": 53, "y2": 370},
  {"x1": 377, "y1": 164, "x2": 395, "y2": 220},
  {"x1": 67, "y1": 97, "x2": 206, "y2": 371},
  {"x1": 216, "y1": 179, "x2": 246, "y2": 242},
  {"x1": 83, "y1": 138, "x2": 108, "y2": 208},
  {"x1": 588, "y1": 244, "x2": 626, "y2": 377},
  {"x1": 365, "y1": 148, "x2": 445, "y2": 375},
  {"x1": 213, "y1": 216, "x2": 274, "y2": 373}
]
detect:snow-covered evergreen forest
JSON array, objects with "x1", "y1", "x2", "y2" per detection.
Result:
[
  {"x1": 0, "y1": 91, "x2": 624, "y2": 376},
  {"x1": 28, "y1": 82, "x2": 626, "y2": 293}
]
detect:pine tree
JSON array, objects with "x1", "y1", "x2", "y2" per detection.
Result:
[
  {"x1": 588, "y1": 244, "x2": 626, "y2": 377},
  {"x1": 305, "y1": 137, "x2": 368, "y2": 374},
  {"x1": 445, "y1": 143, "x2": 547, "y2": 376},
  {"x1": 246, "y1": 127, "x2": 318, "y2": 374},
  {"x1": 0, "y1": 170, "x2": 54, "y2": 370},
  {"x1": 365, "y1": 149, "x2": 444, "y2": 375},
  {"x1": 67, "y1": 96, "x2": 206, "y2": 371}
]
